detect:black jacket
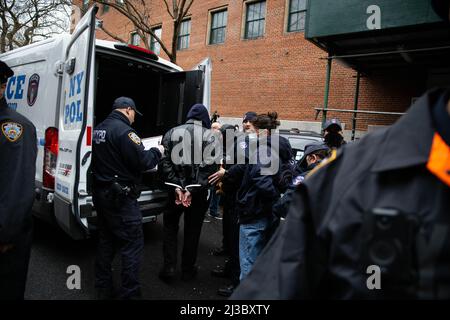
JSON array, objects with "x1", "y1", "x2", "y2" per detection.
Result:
[
  {"x1": 272, "y1": 161, "x2": 320, "y2": 219},
  {"x1": 92, "y1": 111, "x2": 161, "y2": 185},
  {"x1": 0, "y1": 98, "x2": 37, "y2": 243},
  {"x1": 160, "y1": 119, "x2": 218, "y2": 194},
  {"x1": 231, "y1": 88, "x2": 450, "y2": 299},
  {"x1": 231, "y1": 134, "x2": 291, "y2": 224}
]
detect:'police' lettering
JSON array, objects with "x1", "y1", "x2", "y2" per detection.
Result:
[
  {"x1": 69, "y1": 71, "x2": 84, "y2": 98},
  {"x1": 69, "y1": 77, "x2": 76, "y2": 98},
  {"x1": 75, "y1": 72, "x2": 84, "y2": 95},
  {"x1": 64, "y1": 101, "x2": 83, "y2": 124},
  {"x1": 65, "y1": 71, "x2": 85, "y2": 125},
  {"x1": 6, "y1": 76, "x2": 15, "y2": 100},
  {"x1": 6, "y1": 75, "x2": 27, "y2": 101},
  {"x1": 15, "y1": 75, "x2": 26, "y2": 99}
]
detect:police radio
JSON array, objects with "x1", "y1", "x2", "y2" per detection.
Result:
[{"x1": 361, "y1": 208, "x2": 418, "y2": 292}]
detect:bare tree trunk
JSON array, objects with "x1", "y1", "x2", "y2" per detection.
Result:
[{"x1": 91, "y1": 0, "x2": 194, "y2": 63}]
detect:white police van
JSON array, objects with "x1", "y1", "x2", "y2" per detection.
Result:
[{"x1": 0, "y1": 7, "x2": 210, "y2": 239}]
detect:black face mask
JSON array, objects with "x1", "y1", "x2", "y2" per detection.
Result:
[{"x1": 324, "y1": 132, "x2": 343, "y2": 148}]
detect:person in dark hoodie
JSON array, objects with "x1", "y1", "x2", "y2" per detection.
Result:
[{"x1": 158, "y1": 103, "x2": 218, "y2": 283}]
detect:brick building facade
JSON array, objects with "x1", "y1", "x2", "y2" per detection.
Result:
[{"x1": 73, "y1": 0, "x2": 428, "y2": 136}]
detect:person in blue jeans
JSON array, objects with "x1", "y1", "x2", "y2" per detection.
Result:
[{"x1": 226, "y1": 112, "x2": 292, "y2": 280}]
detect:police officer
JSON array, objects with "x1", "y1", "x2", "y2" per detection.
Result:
[
  {"x1": 208, "y1": 112, "x2": 258, "y2": 297},
  {"x1": 232, "y1": 0, "x2": 450, "y2": 299},
  {"x1": 92, "y1": 96, "x2": 163, "y2": 300},
  {"x1": 272, "y1": 143, "x2": 330, "y2": 220},
  {"x1": 293, "y1": 142, "x2": 331, "y2": 178},
  {"x1": 0, "y1": 60, "x2": 37, "y2": 300},
  {"x1": 158, "y1": 103, "x2": 218, "y2": 283},
  {"x1": 323, "y1": 118, "x2": 346, "y2": 149}
]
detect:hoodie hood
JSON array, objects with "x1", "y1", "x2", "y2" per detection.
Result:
[{"x1": 186, "y1": 103, "x2": 211, "y2": 129}]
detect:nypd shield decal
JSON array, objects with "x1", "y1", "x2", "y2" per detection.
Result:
[
  {"x1": 1, "y1": 122, "x2": 23, "y2": 142},
  {"x1": 27, "y1": 73, "x2": 40, "y2": 107}
]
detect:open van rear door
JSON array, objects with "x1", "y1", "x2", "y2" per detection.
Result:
[
  {"x1": 192, "y1": 57, "x2": 212, "y2": 113},
  {"x1": 157, "y1": 58, "x2": 211, "y2": 131},
  {"x1": 157, "y1": 70, "x2": 205, "y2": 131},
  {"x1": 54, "y1": 6, "x2": 97, "y2": 239}
]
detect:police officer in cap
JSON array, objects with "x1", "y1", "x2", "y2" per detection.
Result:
[
  {"x1": 273, "y1": 143, "x2": 330, "y2": 220},
  {"x1": 294, "y1": 142, "x2": 331, "y2": 177},
  {"x1": 323, "y1": 118, "x2": 346, "y2": 149},
  {"x1": 232, "y1": 0, "x2": 450, "y2": 299},
  {"x1": 92, "y1": 96, "x2": 163, "y2": 299},
  {"x1": 0, "y1": 60, "x2": 37, "y2": 300}
]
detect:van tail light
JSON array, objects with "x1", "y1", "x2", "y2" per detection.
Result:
[
  {"x1": 43, "y1": 127, "x2": 58, "y2": 190},
  {"x1": 114, "y1": 43, "x2": 158, "y2": 60}
]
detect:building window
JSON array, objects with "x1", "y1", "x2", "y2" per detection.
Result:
[
  {"x1": 150, "y1": 26, "x2": 162, "y2": 55},
  {"x1": 287, "y1": 0, "x2": 307, "y2": 32},
  {"x1": 177, "y1": 19, "x2": 191, "y2": 50},
  {"x1": 244, "y1": 1, "x2": 266, "y2": 39},
  {"x1": 209, "y1": 9, "x2": 227, "y2": 45},
  {"x1": 82, "y1": 0, "x2": 89, "y2": 10},
  {"x1": 102, "y1": 0, "x2": 110, "y2": 14},
  {"x1": 130, "y1": 32, "x2": 140, "y2": 46}
]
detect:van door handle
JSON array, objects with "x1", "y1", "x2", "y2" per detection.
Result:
[
  {"x1": 78, "y1": 191, "x2": 88, "y2": 197},
  {"x1": 82, "y1": 151, "x2": 91, "y2": 166}
]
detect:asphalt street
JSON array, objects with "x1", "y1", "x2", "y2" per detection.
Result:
[{"x1": 24, "y1": 213, "x2": 230, "y2": 300}]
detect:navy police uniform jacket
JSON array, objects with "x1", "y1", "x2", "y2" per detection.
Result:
[
  {"x1": 0, "y1": 98, "x2": 37, "y2": 243},
  {"x1": 92, "y1": 111, "x2": 161, "y2": 186},
  {"x1": 227, "y1": 134, "x2": 292, "y2": 224},
  {"x1": 231, "y1": 88, "x2": 450, "y2": 299}
]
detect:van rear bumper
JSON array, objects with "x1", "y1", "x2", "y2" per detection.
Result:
[
  {"x1": 32, "y1": 187, "x2": 56, "y2": 224},
  {"x1": 81, "y1": 189, "x2": 168, "y2": 229},
  {"x1": 54, "y1": 194, "x2": 88, "y2": 240}
]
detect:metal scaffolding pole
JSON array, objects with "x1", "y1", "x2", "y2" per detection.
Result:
[
  {"x1": 322, "y1": 55, "x2": 332, "y2": 130},
  {"x1": 351, "y1": 72, "x2": 361, "y2": 141}
]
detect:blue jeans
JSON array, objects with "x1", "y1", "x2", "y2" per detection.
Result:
[
  {"x1": 239, "y1": 217, "x2": 270, "y2": 281},
  {"x1": 208, "y1": 188, "x2": 221, "y2": 217}
]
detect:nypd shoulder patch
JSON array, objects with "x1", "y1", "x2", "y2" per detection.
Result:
[
  {"x1": 128, "y1": 132, "x2": 141, "y2": 145},
  {"x1": 292, "y1": 175, "x2": 305, "y2": 186},
  {"x1": 1, "y1": 121, "x2": 23, "y2": 142}
]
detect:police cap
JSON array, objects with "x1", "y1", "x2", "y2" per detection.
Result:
[
  {"x1": 0, "y1": 60, "x2": 14, "y2": 84},
  {"x1": 304, "y1": 143, "x2": 330, "y2": 158},
  {"x1": 323, "y1": 118, "x2": 342, "y2": 131},
  {"x1": 243, "y1": 111, "x2": 257, "y2": 123},
  {"x1": 112, "y1": 96, "x2": 143, "y2": 116}
]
